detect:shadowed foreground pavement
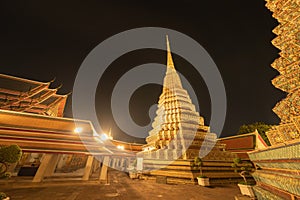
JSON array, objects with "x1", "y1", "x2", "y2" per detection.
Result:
[{"x1": 1, "y1": 170, "x2": 240, "y2": 200}]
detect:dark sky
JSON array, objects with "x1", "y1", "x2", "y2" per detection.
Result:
[{"x1": 0, "y1": 1, "x2": 285, "y2": 143}]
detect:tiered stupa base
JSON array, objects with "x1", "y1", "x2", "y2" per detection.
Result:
[
  {"x1": 138, "y1": 143, "x2": 250, "y2": 185},
  {"x1": 140, "y1": 159, "x2": 251, "y2": 185}
]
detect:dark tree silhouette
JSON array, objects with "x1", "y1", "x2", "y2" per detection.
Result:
[{"x1": 237, "y1": 122, "x2": 273, "y2": 146}]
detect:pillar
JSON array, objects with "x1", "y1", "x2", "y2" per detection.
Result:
[
  {"x1": 120, "y1": 158, "x2": 125, "y2": 171},
  {"x1": 32, "y1": 154, "x2": 55, "y2": 182},
  {"x1": 44, "y1": 154, "x2": 60, "y2": 177},
  {"x1": 115, "y1": 158, "x2": 120, "y2": 169},
  {"x1": 82, "y1": 155, "x2": 94, "y2": 181},
  {"x1": 99, "y1": 156, "x2": 110, "y2": 183},
  {"x1": 111, "y1": 158, "x2": 115, "y2": 168}
]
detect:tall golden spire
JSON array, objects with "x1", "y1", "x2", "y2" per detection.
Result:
[
  {"x1": 163, "y1": 35, "x2": 182, "y2": 89},
  {"x1": 166, "y1": 35, "x2": 175, "y2": 69}
]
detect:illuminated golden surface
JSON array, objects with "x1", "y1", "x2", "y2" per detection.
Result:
[
  {"x1": 265, "y1": 0, "x2": 300, "y2": 145},
  {"x1": 142, "y1": 36, "x2": 235, "y2": 161}
]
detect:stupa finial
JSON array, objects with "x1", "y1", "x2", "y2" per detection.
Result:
[{"x1": 166, "y1": 35, "x2": 175, "y2": 68}]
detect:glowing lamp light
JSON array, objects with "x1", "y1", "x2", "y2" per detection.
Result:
[
  {"x1": 74, "y1": 127, "x2": 83, "y2": 133},
  {"x1": 100, "y1": 133, "x2": 109, "y2": 141},
  {"x1": 117, "y1": 145, "x2": 125, "y2": 150}
]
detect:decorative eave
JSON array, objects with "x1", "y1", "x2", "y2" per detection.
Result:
[{"x1": 0, "y1": 74, "x2": 68, "y2": 116}]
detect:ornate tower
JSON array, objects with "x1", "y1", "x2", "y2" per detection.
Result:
[
  {"x1": 139, "y1": 36, "x2": 239, "y2": 185},
  {"x1": 265, "y1": 0, "x2": 300, "y2": 145},
  {"x1": 142, "y1": 36, "x2": 234, "y2": 161},
  {"x1": 248, "y1": 1, "x2": 300, "y2": 199}
]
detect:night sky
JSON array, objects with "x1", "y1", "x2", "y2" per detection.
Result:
[{"x1": 0, "y1": 1, "x2": 285, "y2": 143}]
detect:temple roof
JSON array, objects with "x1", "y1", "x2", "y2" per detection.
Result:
[
  {"x1": 0, "y1": 74, "x2": 69, "y2": 117},
  {"x1": 0, "y1": 74, "x2": 49, "y2": 92},
  {"x1": 0, "y1": 109, "x2": 133, "y2": 155}
]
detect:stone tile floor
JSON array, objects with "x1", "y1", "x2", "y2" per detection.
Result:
[{"x1": 1, "y1": 170, "x2": 241, "y2": 200}]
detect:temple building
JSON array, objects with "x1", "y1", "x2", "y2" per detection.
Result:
[
  {"x1": 0, "y1": 74, "x2": 68, "y2": 117},
  {"x1": 0, "y1": 74, "x2": 135, "y2": 183},
  {"x1": 248, "y1": 0, "x2": 300, "y2": 199},
  {"x1": 218, "y1": 130, "x2": 268, "y2": 160},
  {"x1": 139, "y1": 36, "x2": 241, "y2": 184},
  {"x1": 0, "y1": 74, "x2": 81, "y2": 175}
]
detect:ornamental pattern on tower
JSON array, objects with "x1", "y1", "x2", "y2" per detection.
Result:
[{"x1": 265, "y1": 0, "x2": 300, "y2": 145}]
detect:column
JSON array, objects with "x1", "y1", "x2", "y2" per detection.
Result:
[
  {"x1": 32, "y1": 154, "x2": 54, "y2": 182},
  {"x1": 44, "y1": 154, "x2": 60, "y2": 177},
  {"x1": 120, "y1": 158, "x2": 125, "y2": 171},
  {"x1": 115, "y1": 158, "x2": 120, "y2": 169},
  {"x1": 82, "y1": 155, "x2": 94, "y2": 181},
  {"x1": 99, "y1": 156, "x2": 110, "y2": 183},
  {"x1": 111, "y1": 158, "x2": 116, "y2": 168}
]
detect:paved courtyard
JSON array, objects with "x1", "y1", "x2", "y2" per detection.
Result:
[{"x1": 1, "y1": 170, "x2": 240, "y2": 200}]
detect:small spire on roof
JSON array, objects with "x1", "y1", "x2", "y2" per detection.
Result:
[
  {"x1": 50, "y1": 77, "x2": 56, "y2": 83},
  {"x1": 108, "y1": 128, "x2": 113, "y2": 139},
  {"x1": 64, "y1": 91, "x2": 72, "y2": 96},
  {"x1": 56, "y1": 84, "x2": 63, "y2": 90}
]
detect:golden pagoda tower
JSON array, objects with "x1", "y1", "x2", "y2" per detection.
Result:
[
  {"x1": 143, "y1": 35, "x2": 221, "y2": 160},
  {"x1": 247, "y1": 1, "x2": 300, "y2": 199},
  {"x1": 140, "y1": 36, "x2": 238, "y2": 184},
  {"x1": 264, "y1": 0, "x2": 300, "y2": 145}
]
